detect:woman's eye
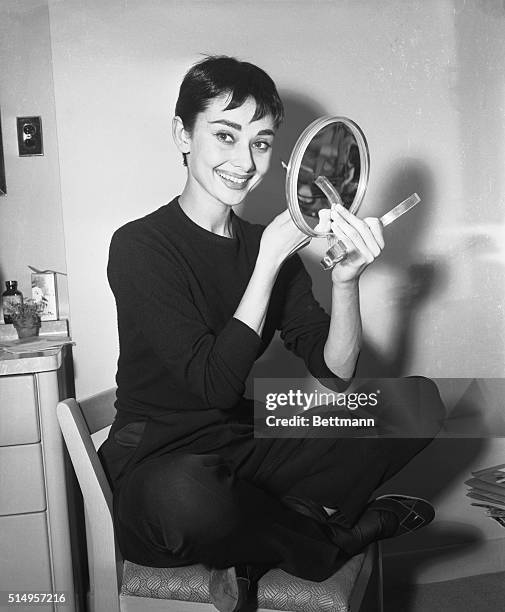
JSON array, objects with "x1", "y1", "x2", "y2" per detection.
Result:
[
  {"x1": 253, "y1": 140, "x2": 271, "y2": 151},
  {"x1": 216, "y1": 132, "x2": 234, "y2": 143}
]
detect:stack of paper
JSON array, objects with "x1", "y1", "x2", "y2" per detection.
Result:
[
  {"x1": 0, "y1": 336, "x2": 74, "y2": 355},
  {"x1": 466, "y1": 464, "x2": 505, "y2": 526}
]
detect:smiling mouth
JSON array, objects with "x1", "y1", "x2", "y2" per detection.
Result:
[{"x1": 215, "y1": 169, "x2": 253, "y2": 188}]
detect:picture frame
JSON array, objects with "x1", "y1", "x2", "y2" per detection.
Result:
[{"x1": 0, "y1": 110, "x2": 6, "y2": 196}]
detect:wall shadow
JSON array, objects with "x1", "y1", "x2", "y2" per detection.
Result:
[
  {"x1": 240, "y1": 91, "x2": 326, "y2": 225},
  {"x1": 246, "y1": 92, "x2": 326, "y2": 382},
  {"x1": 245, "y1": 88, "x2": 490, "y2": 585},
  {"x1": 357, "y1": 157, "x2": 445, "y2": 377}
]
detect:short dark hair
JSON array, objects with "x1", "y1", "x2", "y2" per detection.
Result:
[{"x1": 175, "y1": 55, "x2": 284, "y2": 136}]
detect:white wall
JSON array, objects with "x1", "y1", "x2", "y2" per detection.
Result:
[
  {"x1": 46, "y1": 0, "x2": 505, "y2": 581},
  {"x1": 0, "y1": 0, "x2": 68, "y2": 318},
  {"x1": 47, "y1": 0, "x2": 504, "y2": 393}
]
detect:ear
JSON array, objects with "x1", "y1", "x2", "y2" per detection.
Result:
[{"x1": 172, "y1": 116, "x2": 191, "y2": 155}]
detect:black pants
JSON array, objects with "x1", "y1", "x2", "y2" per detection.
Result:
[{"x1": 111, "y1": 377, "x2": 444, "y2": 581}]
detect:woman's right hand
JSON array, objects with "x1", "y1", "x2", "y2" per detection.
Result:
[
  {"x1": 316, "y1": 206, "x2": 384, "y2": 284},
  {"x1": 258, "y1": 209, "x2": 310, "y2": 269}
]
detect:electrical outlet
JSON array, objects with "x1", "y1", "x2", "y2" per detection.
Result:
[{"x1": 17, "y1": 116, "x2": 43, "y2": 156}]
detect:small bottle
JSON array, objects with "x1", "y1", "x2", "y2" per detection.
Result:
[{"x1": 2, "y1": 281, "x2": 23, "y2": 324}]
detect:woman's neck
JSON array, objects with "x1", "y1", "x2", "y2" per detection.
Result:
[{"x1": 179, "y1": 185, "x2": 234, "y2": 238}]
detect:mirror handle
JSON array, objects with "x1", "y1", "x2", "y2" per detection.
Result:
[{"x1": 314, "y1": 176, "x2": 348, "y2": 270}]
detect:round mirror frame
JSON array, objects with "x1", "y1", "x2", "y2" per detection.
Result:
[{"x1": 285, "y1": 116, "x2": 370, "y2": 237}]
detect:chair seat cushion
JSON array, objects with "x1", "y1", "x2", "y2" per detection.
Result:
[{"x1": 121, "y1": 552, "x2": 366, "y2": 612}]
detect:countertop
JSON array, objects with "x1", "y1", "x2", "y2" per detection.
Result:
[
  {"x1": 0, "y1": 345, "x2": 64, "y2": 375},
  {"x1": 0, "y1": 320, "x2": 71, "y2": 375}
]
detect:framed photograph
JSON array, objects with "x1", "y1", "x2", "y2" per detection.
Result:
[
  {"x1": 0, "y1": 110, "x2": 6, "y2": 195},
  {"x1": 31, "y1": 271, "x2": 59, "y2": 321}
]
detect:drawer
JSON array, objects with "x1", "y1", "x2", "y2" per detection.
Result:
[
  {"x1": 0, "y1": 375, "x2": 40, "y2": 445},
  {"x1": 0, "y1": 512, "x2": 52, "y2": 593},
  {"x1": 0, "y1": 444, "x2": 46, "y2": 515}
]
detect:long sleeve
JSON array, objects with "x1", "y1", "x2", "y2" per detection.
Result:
[
  {"x1": 274, "y1": 254, "x2": 351, "y2": 391},
  {"x1": 108, "y1": 222, "x2": 262, "y2": 412}
]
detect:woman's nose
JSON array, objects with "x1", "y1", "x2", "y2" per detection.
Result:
[{"x1": 232, "y1": 143, "x2": 255, "y2": 172}]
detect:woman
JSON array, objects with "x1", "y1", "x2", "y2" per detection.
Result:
[{"x1": 100, "y1": 55, "x2": 443, "y2": 612}]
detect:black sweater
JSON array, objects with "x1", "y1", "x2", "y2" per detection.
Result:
[{"x1": 104, "y1": 198, "x2": 343, "y2": 479}]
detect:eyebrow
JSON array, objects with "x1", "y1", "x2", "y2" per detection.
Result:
[{"x1": 208, "y1": 119, "x2": 275, "y2": 137}]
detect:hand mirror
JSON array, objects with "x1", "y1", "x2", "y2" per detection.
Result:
[
  {"x1": 285, "y1": 116, "x2": 421, "y2": 270},
  {"x1": 285, "y1": 115, "x2": 422, "y2": 270},
  {"x1": 285, "y1": 116, "x2": 370, "y2": 270}
]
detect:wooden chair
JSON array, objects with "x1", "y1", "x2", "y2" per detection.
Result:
[{"x1": 57, "y1": 389, "x2": 383, "y2": 612}]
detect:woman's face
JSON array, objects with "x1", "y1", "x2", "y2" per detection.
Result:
[{"x1": 181, "y1": 94, "x2": 276, "y2": 208}]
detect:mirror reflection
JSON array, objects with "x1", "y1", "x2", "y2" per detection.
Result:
[{"x1": 296, "y1": 123, "x2": 362, "y2": 227}]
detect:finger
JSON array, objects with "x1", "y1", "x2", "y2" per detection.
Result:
[
  {"x1": 330, "y1": 214, "x2": 375, "y2": 261},
  {"x1": 286, "y1": 220, "x2": 308, "y2": 243},
  {"x1": 275, "y1": 209, "x2": 293, "y2": 225},
  {"x1": 318, "y1": 208, "x2": 331, "y2": 222},
  {"x1": 364, "y1": 217, "x2": 385, "y2": 250},
  {"x1": 330, "y1": 223, "x2": 375, "y2": 265},
  {"x1": 331, "y1": 206, "x2": 382, "y2": 257},
  {"x1": 315, "y1": 208, "x2": 331, "y2": 233},
  {"x1": 278, "y1": 210, "x2": 305, "y2": 237}
]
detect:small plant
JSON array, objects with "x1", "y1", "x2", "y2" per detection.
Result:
[{"x1": 9, "y1": 299, "x2": 43, "y2": 328}]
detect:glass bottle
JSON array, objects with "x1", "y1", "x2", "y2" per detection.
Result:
[{"x1": 2, "y1": 281, "x2": 23, "y2": 324}]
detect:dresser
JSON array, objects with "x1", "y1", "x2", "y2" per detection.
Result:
[{"x1": 0, "y1": 342, "x2": 78, "y2": 612}]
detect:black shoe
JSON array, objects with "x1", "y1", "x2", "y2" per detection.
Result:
[
  {"x1": 367, "y1": 494, "x2": 435, "y2": 537},
  {"x1": 209, "y1": 564, "x2": 268, "y2": 612},
  {"x1": 282, "y1": 495, "x2": 359, "y2": 554},
  {"x1": 283, "y1": 493, "x2": 435, "y2": 557}
]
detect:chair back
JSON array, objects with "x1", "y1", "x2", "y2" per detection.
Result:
[{"x1": 57, "y1": 389, "x2": 122, "y2": 612}]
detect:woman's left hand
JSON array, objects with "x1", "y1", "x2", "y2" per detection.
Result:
[{"x1": 315, "y1": 204, "x2": 385, "y2": 284}]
